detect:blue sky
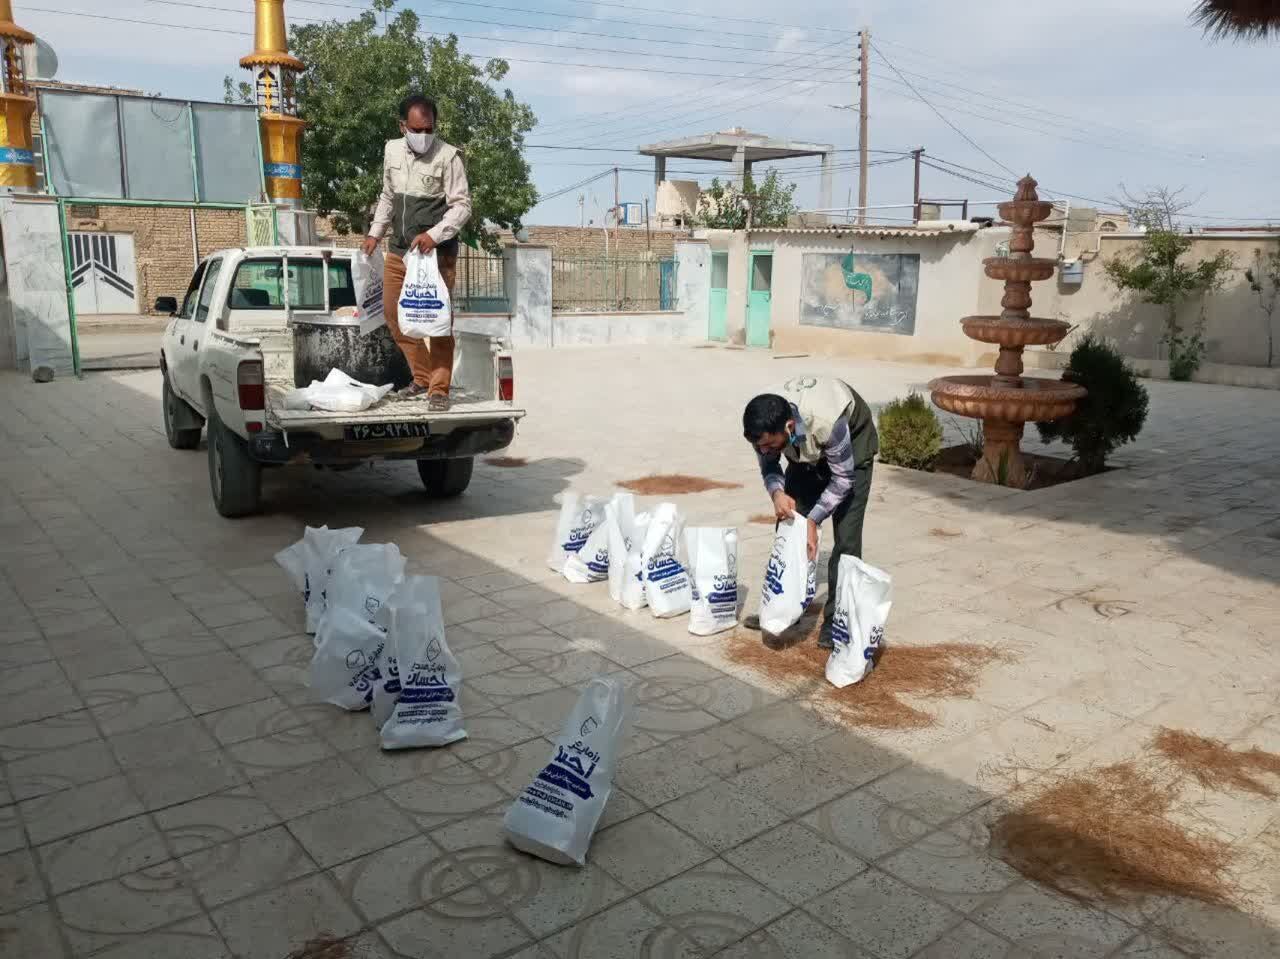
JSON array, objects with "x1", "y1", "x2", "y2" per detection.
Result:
[{"x1": 22, "y1": 0, "x2": 1280, "y2": 228}]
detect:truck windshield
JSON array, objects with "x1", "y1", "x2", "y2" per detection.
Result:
[{"x1": 229, "y1": 258, "x2": 356, "y2": 311}]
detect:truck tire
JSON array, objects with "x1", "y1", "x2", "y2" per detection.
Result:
[
  {"x1": 162, "y1": 375, "x2": 203, "y2": 450},
  {"x1": 417, "y1": 456, "x2": 474, "y2": 498},
  {"x1": 207, "y1": 408, "x2": 262, "y2": 517}
]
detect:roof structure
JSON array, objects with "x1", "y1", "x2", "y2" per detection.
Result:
[{"x1": 639, "y1": 127, "x2": 833, "y2": 164}]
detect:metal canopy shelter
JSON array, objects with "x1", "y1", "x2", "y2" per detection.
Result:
[{"x1": 639, "y1": 128, "x2": 835, "y2": 211}]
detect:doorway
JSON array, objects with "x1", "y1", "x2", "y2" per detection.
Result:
[
  {"x1": 746, "y1": 250, "x2": 773, "y2": 347},
  {"x1": 708, "y1": 252, "x2": 728, "y2": 341},
  {"x1": 69, "y1": 232, "x2": 139, "y2": 314}
]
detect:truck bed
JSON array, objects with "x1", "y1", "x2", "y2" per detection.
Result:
[{"x1": 265, "y1": 386, "x2": 525, "y2": 431}]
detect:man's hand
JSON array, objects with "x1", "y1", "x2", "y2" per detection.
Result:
[
  {"x1": 771, "y1": 490, "x2": 796, "y2": 522},
  {"x1": 806, "y1": 517, "x2": 820, "y2": 562},
  {"x1": 360, "y1": 235, "x2": 380, "y2": 257},
  {"x1": 409, "y1": 232, "x2": 437, "y2": 254}
]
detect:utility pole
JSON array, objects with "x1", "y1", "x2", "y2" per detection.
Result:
[
  {"x1": 911, "y1": 148, "x2": 924, "y2": 223},
  {"x1": 578, "y1": 194, "x2": 585, "y2": 229},
  {"x1": 857, "y1": 26, "x2": 870, "y2": 225},
  {"x1": 613, "y1": 166, "x2": 620, "y2": 305}
]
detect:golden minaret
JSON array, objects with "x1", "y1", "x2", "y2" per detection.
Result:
[
  {"x1": 0, "y1": 1, "x2": 37, "y2": 191},
  {"x1": 240, "y1": 0, "x2": 306, "y2": 206}
]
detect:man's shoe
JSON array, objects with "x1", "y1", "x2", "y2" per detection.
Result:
[
  {"x1": 817, "y1": 631, "x2": 835, "y2": 650},
  {"x1": 396, "y1": 383, "x2": 428, "y2": 400},
  {"x1": 427, "y1": 394, "x2": 450, "y2": 412}
]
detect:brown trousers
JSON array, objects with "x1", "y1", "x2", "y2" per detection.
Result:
[{"x1": 383, "y1": 248, "x2": 458, "y2": 395}]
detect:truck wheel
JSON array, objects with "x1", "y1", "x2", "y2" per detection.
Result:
[
  {"x1": 163, "y1": 375, "x2": 203, "y2": 450},
  {"x1": 207, "y1": 409, "x2": 262, "y2": 517},
  {"x1": 417, "y1": 457, "x2": 474, "y2": 498}
]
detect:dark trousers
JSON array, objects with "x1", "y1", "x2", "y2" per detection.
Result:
[{"x1": 785, "y1": 458, "x2": 874, "y2": 639}]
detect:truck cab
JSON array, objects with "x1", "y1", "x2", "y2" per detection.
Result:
[{"x1": 159, "y1": 246, "x2": 522, "y2": 518}]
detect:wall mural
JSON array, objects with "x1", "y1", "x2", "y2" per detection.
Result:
[{"x1": 799, "y1": 252, "x2": 920, "y2": 335}]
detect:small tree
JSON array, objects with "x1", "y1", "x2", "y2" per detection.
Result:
[
  {"x1": 1244, "y1": 247, "x2": 1279, "y2": 368},
  {"x1": 695, "y1": 169, "x2": 798, "y2": 230},
  {"x1": 1037, "y1": 334, "x2": 1149, "y2": 475},
  {"x1": 1103, "y1": 229, "x2": 1233, "y2": 381},
  {"x1": 877, "y1": 393, "x2": 944, "y2": 471},
  {"x1": 223, "y1": 76, "x2": 253, "y2": 105}
]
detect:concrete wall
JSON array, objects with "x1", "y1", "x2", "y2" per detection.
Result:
[
  {"x1": 0, "y1": 196, "x2": 75, "y2": 376},
  {"x1": 315, "y1": 220, "x2": 687, "y2": 259},
  {"x1": 704, "y1": 227, "x2": 991, "y2": 365}
]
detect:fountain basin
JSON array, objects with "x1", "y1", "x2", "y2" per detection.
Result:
[
  {"x1": 928, "y1": 374, "x2": 1086, "y2": 423},
  {"x1": 983, "y1": 257, "x2": 1056, "y2": 283},
  {"x1": 998, "y1": 199, "x2": 1053, "y2": 223},
  {"x1": 960, "y1": 315, "x2": 1072, "y2": 347}
]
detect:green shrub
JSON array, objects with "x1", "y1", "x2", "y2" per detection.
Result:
[
  {"x1": 1036, "y1": 334, "x2": 1149, "y2": 474},
  {"x1": 878, "y1": 393, "x2": 944, "y2": 470}
]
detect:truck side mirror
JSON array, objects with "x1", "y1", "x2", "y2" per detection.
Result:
[{"x1": 154, "y1": 296, "x2": 178, "y2": 315}]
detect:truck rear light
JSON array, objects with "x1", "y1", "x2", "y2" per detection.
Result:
[
  {"x1": 246, "y1": 422, "x2": 263, "y2": 434},
  {"x1": 497, "y1": 355, "x2": 514, "y2": 402},
  {"x1": 237, "y1": 360, "x2": 265, "y2": 410}
]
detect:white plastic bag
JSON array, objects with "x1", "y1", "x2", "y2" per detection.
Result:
[
  {"x1": 322, "y1": 543, "x2": 406, "y2": 631},
  {"x1": 309, "y1": 607, "x2": 387, "y2": 710},
  {"x1": 620, "y1": 510, "x2": 652, "y2": 611},
  {"x1": 604, "y1": 495, "x2": 638, "y2": 604},
  {"x1": 502, "y1": 675, "x2": 628, "y2": 866},
  {"x1": 352, "y1": 248, "x2": 386, "y2": 336},
  {"x1": 397, "y1": 249, "x2": 452, "y2": 339},
  {"x1": 641, "y1": 503, "x2": 692, "y2": 618},
  {"x1": 284, "y1": 369, "x2": 394, "y2": 413},
  {"x1": 274, "y1": 525, "x2": 364, "y2": 635},
  {"x1": 548, "y1": 492, "x2": 607, "y2": 574},
  {"x1": 371, "y1": 645, "x2": 400, "y2": 729},
  {"x1": 758, "y1": 515, "x2": 820, "y2": 635},
  {"x1": 380, "y1": 576, "x2": 467, "y2": 749},
  {"x1": 826, "y1": 556, "x2": 893, "y2": 689},
  {"x1": 686, "y1": 527, "x2": 739, "y2": 636},
  {"x1": 563, "y1": 519, "x2": 610, "y2": 584}
]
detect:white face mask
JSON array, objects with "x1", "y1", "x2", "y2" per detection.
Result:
[{"x1": 405, "y1": 131, "x2": 434, "y2": 155}]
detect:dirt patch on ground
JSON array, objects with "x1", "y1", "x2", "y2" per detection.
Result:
[
  {"x1": 1153, "y1": 727, "x2": 1280, "y2": 798},
  {"x1": 725, "y1": 625, "x2": 1011, "y2": 730},
  {"x1": 933, "y1": 444, "x2": 1096, "y2": 491},
  {"x1": 748, "y1": 513, "x2": 776, "y2": 525},
  {"x1": 286, "y1": 937, "x2": 353, "y2": 959},
  {"x1": 484, "y1": 456, "x2": 528, "y2": 468},
  {"x1": 619, "y1": 474, "x2": 743, "y2": 495},
  {"x1": 990, "y1": 761, "x2": 1239, "y2": 907}
]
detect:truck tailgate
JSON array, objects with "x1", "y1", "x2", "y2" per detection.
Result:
[{"x1": 265, "y1": 390, "x2": 525, "y2": 433}]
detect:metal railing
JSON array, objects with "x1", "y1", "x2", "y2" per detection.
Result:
[
  {"x1": 454, "y1": 249, "x2": 509, "y2": 313},
  {"x1": 552, "y1": 254, "x2": 678, "y2": 313}
]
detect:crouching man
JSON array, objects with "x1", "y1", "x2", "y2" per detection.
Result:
[{"x1": 743, "y1": 376, "x2": 879, "y2": 648}]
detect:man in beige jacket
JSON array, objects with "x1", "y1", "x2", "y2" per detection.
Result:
[{"x1": 363, "y1": 94, "x2": 472, "y2": 409}]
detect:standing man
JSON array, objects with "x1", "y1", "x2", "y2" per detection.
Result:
[
  {"x1": 743, "y1": 376, "x2": 879, "y2": 648},
  {"x1": 363, "y1": 94, "x2": 472, "y2": 410}
]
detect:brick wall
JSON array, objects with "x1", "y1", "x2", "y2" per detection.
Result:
[{"x1": 67, "y1": 206, "x2": 245, "y2": 312}]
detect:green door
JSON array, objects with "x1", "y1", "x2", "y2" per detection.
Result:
[
  {"x1": 746, "y1": 251, "x2": 773, "y2": 347},
  {"x1": 708, "y1": 252, "x2": 728, "y2": 341}
]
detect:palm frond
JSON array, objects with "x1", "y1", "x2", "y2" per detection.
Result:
[{"x1": 1191, "y1": 0, "x2": 1280, "y2": 42}]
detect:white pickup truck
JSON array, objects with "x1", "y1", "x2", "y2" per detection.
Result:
[{"x1": 158, "y1": 246, "x2": 523, "y2": 518}]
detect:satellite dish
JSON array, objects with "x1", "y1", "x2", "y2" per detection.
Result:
[{"x1": 23, "y1": 39, "x2": 58, "y2": 81}]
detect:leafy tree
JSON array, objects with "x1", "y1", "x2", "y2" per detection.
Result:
[
  {"x1": 1244, "y1": 247, "x2": 1280, "y2": 368},
  {"x1": 227, "y1": 0, "x2": 536, "y2": 251},
  {"x1": 1103, "y1": 229, "x2": 1233, "y2": 381},
  {"x1": 695, "y1": 169, "x2": 798, "y2": 230},
  {"x1": 1192, "y1": 1, "x2": 1280, "y2": 41},
  {"x1": 223, "y1": 76, "x2": 253, "y2": 105},
  {"x1": 1037, "y1": 334, "x2": 1149, "y2": 474}
]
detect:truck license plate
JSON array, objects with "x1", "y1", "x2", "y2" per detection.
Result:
[{"x1": 345, "y1": 422, "x2": 431, "y2": 440}]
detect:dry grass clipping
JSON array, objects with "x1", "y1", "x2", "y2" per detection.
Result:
[
  {"x1": 724, "y1": 624, "x2": 1010, "y2": 729},
  {"x1": 485, "y1": 456, "x2": 528, "y2": 468},
  {"x1": 930, "y1": 527, "x2": 962, "y2": 538},
  {"x1": 748, "y1": 513, "x2": 776, "y2": 525},
  {"x1": 1152, "y1": 727, "x2": 1280, "y2": 798},
  {"x1": 619, "y1": 474, "x2": 743, "y2": 495},
  {"x1": 286, "y1": 937, "x2": 353, "y2": 959},
  {"x1": 990, "y1": 762, "x2": 1239, "y2": 907}
]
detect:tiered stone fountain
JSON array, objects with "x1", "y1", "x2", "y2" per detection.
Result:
[{"x1": 929, "y1": 175, "x2": 1086, "y2": 486}]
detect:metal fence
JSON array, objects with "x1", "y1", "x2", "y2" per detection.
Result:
[
  {"x1": 552, "y1": 254, "x2": 678, "y2": 313},
  {"x1": 454, "y1": 249, "x2": 509, "y2": 313}
]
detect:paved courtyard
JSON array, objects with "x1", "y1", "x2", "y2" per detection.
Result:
[{"x1": 1, "y1": 345, "x2": 1278, "y2": 959}]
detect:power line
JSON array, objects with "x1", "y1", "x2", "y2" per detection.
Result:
[
  {"x1": 294, "y1": 0, "x2": 848, "y2": 47},
  {"x1": 535, "y1": 167, "x2": 616, "y2": 205},
  {"x1": 870, "y1": 40, "x2": 1018, "y2": 178}
]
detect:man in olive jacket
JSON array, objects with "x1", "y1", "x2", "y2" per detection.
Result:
[{"x1": 363, "y1": 94, "x2": 472, "y2": 408}]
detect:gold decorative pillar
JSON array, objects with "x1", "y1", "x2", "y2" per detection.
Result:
[
  {"x1": 0, "y1": 2, "x2": 37, "y2": 192},
  {"x1": 240, "y1": 0, "x2": 305, "y2": 206}
]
